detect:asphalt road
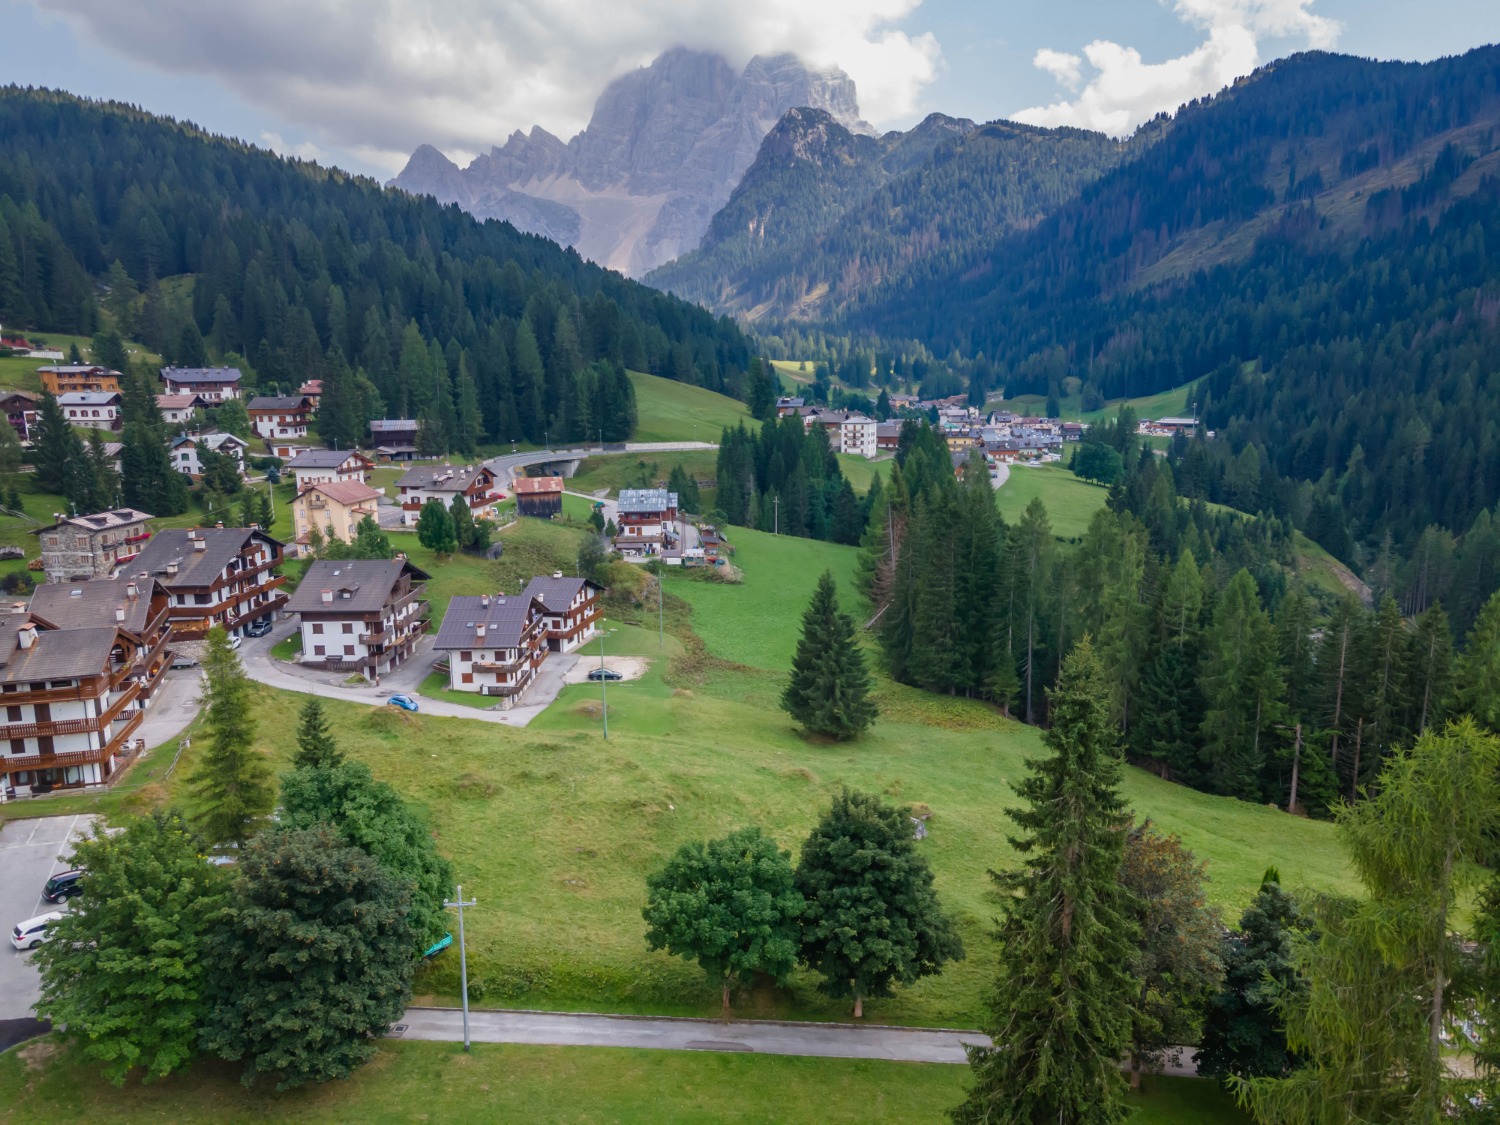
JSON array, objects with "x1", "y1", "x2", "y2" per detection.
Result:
[
  {"x1": 395, "y1": 1007, "x2": 989, "y2": 1063},
  {"x1": 0, "y1": 815, "x2": 95, "y2": 1021}
]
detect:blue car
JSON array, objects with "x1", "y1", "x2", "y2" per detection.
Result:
[{"x1": 387, "y1": 693, "x2": 419, "y2": 712}]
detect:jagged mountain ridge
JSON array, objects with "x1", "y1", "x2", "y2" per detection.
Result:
[
  {"x1": 646, "y1": 107, "x2": 1122, "y2": 320},
  {"x1": 391, "y1": 47, "x2": 872, "y2": 277}
]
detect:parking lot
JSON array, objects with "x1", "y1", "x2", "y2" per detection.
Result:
[{"x1": 0, "y1": 814, "x2": 95, "y2": 1022}]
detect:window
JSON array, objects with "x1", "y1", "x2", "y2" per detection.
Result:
[
  {"x1": 344, "y1": 646, "x2": 354, "y2": 656},
  {"x1": 461, "y1": 673, "x2": 473, "y2": 684},
  {"x1": 311, "y1": 623, "x2": 323, "y2": 634},
  {"x1": 342, "y1": 623, "x2": 353, "y2": 633},
  {"x1": 313, "y1": 644, "x2": 325, "y2": 656},
  {"x1": 6, "y1": 706, "x2": 19, "y2": 723},
  {"x1": 460, "y1": 651, "x2": 472, "y2": 661}
]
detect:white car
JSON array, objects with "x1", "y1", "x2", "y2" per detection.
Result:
[{"x1": 10, "y1": 911, "x2": 64, "y2": 951}]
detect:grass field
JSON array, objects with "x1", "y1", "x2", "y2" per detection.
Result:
[
  {"x1": 0, "y1": 1037, "x2": 1249, "y2": 1124},
  {"x1": 988, "y1": 379, "x2": 1197, "y2": 426},
  {"x1": 628, "y1": 370, "x2": 751, "y2": 444},
  {"x1": 993, "y1": 465, "x2": 1109, "y2": 540},
  {"x1": 567, "y1": 450, "x2": 720, "y2": 498}
]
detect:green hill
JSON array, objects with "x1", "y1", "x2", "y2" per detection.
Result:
[{"x1": 628, "y1": 370, "x2": 751, "y2": 443}]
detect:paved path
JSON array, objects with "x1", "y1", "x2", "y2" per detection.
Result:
[
  {"x1": 132, "y1": 670, "x2": 203, "y2": 749},
  {"x1": 0, "y1": 815, "x2": 96, "y2": 1021},
  {"x1": 484, "y1": 442, "x2": 716, "y2": 486},
  {"x1": 990, "y1": 462, "x2": 1010, "y2": 491},
  {"x1": 395, "y1": 1007, "x2": 989, "y2": 1064}
]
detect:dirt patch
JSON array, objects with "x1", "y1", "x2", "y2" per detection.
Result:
[
  {"x1": 18, "y1": 1036, "x2": 57, "y2": 1070},
  {"x1": 562, "y1": 655, "x2": 651, "y2": 685}
]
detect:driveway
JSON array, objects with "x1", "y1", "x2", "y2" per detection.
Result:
[
  {"x1": 0, "y1": 815, "x2": 96, "y2": 1022},
  {"x1": 132, "y1": 669, "x2": 203, "y2": 750}
]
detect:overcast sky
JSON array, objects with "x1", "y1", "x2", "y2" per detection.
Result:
[{"x1": 4, "y1": 0, "x2": 1499, "y2": 178}]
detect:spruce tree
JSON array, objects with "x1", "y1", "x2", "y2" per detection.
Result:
[
  {"x1": 1403, "y1": 603, "x2": 1453, "y2": 734},
  {"x1": 952, "y1": 637, "x2": 1137, "y2": 1125},
  {"x1": 1454, "y1": 588, "x2": 1500, "y2": 734},
  {"x1": 31, "y1": 391, "x2": 85, "y2": 500},
  {"x1": 188, "y1": 627, "x2": 274, "y2": 846},
  {"x1": 1199, "y1": 569, "x2": 1285, "y2": 800},
  {"x1": 293, "y1": 698, "x2": 342, "y2": 770},
  {"x1": 781, "y1": 570, "x2": 876, "y2": 740},
  {"x1": 448, "y1": 493, "x2": 476, "y2": 552}
]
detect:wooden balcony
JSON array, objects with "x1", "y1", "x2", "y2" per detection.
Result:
[
  {"x1": 3, "y1": 682, "x2": 141, "y2": 739},
  {"x1": 2, "y1": 709, "x2": 143, "y2": 769}
]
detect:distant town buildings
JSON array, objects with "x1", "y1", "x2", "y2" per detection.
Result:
[
  {"x1": 614, "y1": 488, "x2": 678, "y2": 558},
  {"x1": 37, "y1": 365, "x2": 121, "y2": 396},
  {"x1": 124, "y1": 526, "x2": 286, "y2": 640},
  {"x1": 159, "y1": 366, "x2": 243, "y2": 401},
  {"x1": 169, "y1": 431, "x2": 249, "y2": 479},
  {"x1": 285, "y1": 448, "x2": 373, "y2": 491},
  {"x1": 58, "y1": 391, "x2": 123, "y2": 432}
]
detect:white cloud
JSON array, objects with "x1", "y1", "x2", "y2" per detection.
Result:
[
  {"x1": 1013, "y1": 0, "x2": 1341, "y2": 137},
  {"x1": 34, "y1": 0, "x2": 940, "y2": 174}
]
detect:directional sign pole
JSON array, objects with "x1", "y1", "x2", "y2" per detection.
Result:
[{"x1": 443, "y1": 884, "x2": 478, "y2": 1051}]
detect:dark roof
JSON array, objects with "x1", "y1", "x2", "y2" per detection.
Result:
[
  {"x1": 287, "y1": 448, "x2": 365, "y2": 469},
  {"x1": 521, "y1": 574, "x2": 600, "y2": 613},
  {"x1": 28, "y1": 578, "x2": 158, "y2": 633},
  {"x1": 397, "y1": 464, "x2": 492, "y2": 491},
  {"x1": 35, "y1": 508, "x2": 152, "y2": 535},
  {"x1": 160, "y1": 366, "x2": 243, "y2": 384},
  {"x1": 124, "y1": 527, "x2": 281, "y2": 588},
  {"x1": 247, "y1": 395, "x2": 310, "y2": 411},
  {"x1": 0, "y1": 617, "x2": 121, "y2": 684},
  {"x1": 370, "y1": 418, "x2": 418, "y2": 433},
  {"x1": 285, "y1": 559, "x2": 428, "y2": 615},
  {"x1": 433, "y1": 594, "x2": 542, "y2": 650}
]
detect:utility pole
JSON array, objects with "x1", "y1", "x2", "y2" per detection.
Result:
[
  {"x1": 773, "y1": 495, "x2": 779, "y2": 535},
  {"x1": 442, "y1": 885, "x2": 478, "y2": 1051},
  {"x1": 599, "y1": 621, "x2": 610, "y2": 740},
  {"x1": 1287, "y1": 722, "x2": 1303, "y2": 816}
]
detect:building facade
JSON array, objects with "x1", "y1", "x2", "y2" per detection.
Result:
[
  {"x1": 513, "y1": 475, "x2": 563, "y2": 517},
  {"x1": 123, "y1": 527, "x2": 286, "y2": 640},
  {"x1": 155, "y1": 393, "x2": 207, "y2": 425},
  {"x1": 159, "y1": 366, "x2": 243, "y2": 401},
  {"x1": 58, "y1": 391, "x2": 123, "y2": 432},
  {"x1": 247, "y1": 395, "x2": 313, "y2": 442},
  {"x1": 1, "y1": 391, "x2": 39, "y2": 442},
  {"x1": 290, "y1": 481, "x2": 383, "y2": 555},
  {"x1": 284, "y1": 559, "x2": 430, "y2": 680},
  {"x1": 434, "y1": 593, "x2": 548, "y2": 705},
  {"x1": 285, "y1": 448, "x2": 374, "y2": 491},
  {"x1": 36, "y1": 509, "x2": 154, "y2": 583},
  {"x1": 395, "y1": 464, "x2": 502, "y2": 527},
  {"x1": 369, "y1": 419, "x2": 419, "y2": 461},
  {"x1": 37, "y1": 365, "x2": 121, "y2": 396},
  {"x1": 169, "y1": 431, "x2": 249, "y2": 479},
  {"x1": 28, "y1": 577, "x2": 176, "y2": 707},
  {"x1": 520, "y1": 574, "x2": 603, "y2": 653},
  {"x1": 613, "y1": 488, "x2": 679, "y2": 558}
]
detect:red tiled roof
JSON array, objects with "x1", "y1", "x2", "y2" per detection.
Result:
[
  {"x1": 302, "y1": 480, "x2": 382, "y2": 506},
  {"x1": 513, "y1": 476, "x2": 564, "y2": 494}
]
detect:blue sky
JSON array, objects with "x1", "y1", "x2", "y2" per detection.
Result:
[{"x1": 4, "y1": 0, "x2": 1499, "y2": 178}]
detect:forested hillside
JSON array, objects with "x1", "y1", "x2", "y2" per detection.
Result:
[
  {"x1": 0, "y1": 88, "x2": 753, "y2": 448},
  {"x1": 647, "y1": 110, "x2": 1121, "y2": 321}
]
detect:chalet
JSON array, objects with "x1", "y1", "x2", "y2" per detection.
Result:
[
  {"x1": 1154, "y1": 416, "x2": 1199, "y2": 432},
  {"x1": 1, "y1": 390, "x2": 39, "y2": 441},
  {"x1": 613, "y1": 488, "x2": 678, "y2": 558},
  {"x1": 155, "y1": 393, "x2": 207, "y2": 426},
  {"x1": 159, "y1": 366, "x2": 243, "y2": 401},
  {"x1": 284, "y1": 558, "x2": 430, "y2": 680},
  {"x1": 247, "y1": 395, "x2": 313, "y2": 442},
  {"x1": 0, "y1": 609, "x2": 148, "y2": 796},
  {"x1": 698, "y1": 524, "x2": 732, "y2": 564},
  {"x1": 395, "y1": 464, "x2": 502, "y2": 527},
  {"x1": 58, "y1": 391, "x2": 123, "y2": 432},
  {"x1": 1060, "y1": 422, "x2": 1085, "y2": 442},
  {"x1": 37, "y1": 365, "x2": 121, "y2": 396},
  {"x1": 433, "y1": 592, "x2": 548, "y2": 704},
  {"x1": 298, "y1": 379, "x2": 323, "y2": 409},
  {"x1": 875, "y1": 422, "x2": 901, "y2": 452},
  {"x1": 123, "y1": 526, "x2": 286, "y2": 640},
  {"x1": 28, "y1": 577, "x2": 175, "y2": 707},
  {"x1": 169, "y1": 431, "x2": 249, "y2": 479},
  {"x1": 285, "y1": 448, "x2": 374, "y2": 491},
  {"x1": 775, "y1": 396, "x2": 806, "y2": 417},
  {"x1": 291, "y1": 480, "x2": 384, "y2": 556},
  {"x1": 520, "y1": 573, "x2": 603, "y2": 653},
  {"x1": 513, "y1": 475, "x2": 563, "y2": 518},
  {"x1": 369, "y1": 419, "x2": 419, "y2": 462},
  {"x1": 35, "y1": 509, "x2": 154, "y2": 583}
]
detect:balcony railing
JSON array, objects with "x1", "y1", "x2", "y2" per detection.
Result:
[
  {"x1": 2, "y1": 709, "x2": 143, "y2": 768},
  {"x1": 3, "y1": 682, "x2": 141, "y2": 739}
]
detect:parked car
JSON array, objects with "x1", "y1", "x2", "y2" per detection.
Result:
[
  {"x1": 10, "y1": 912, "x2": 64, "y2": 951},
  {"x1": 42, "y1": 869, "x2": 83, "y2": 902},
  {"x1": 387, "y1": 693, "x2": 419, "y2": 712},
  {"x1": 244, "y1": 618, "x2": 274, "y2": 638},
  {"x1": 226, "y1": 634, "x2": 243, "y2": 651},
  {"x1": 587, "y1": 667, "x2": 624, "y2": 682}
]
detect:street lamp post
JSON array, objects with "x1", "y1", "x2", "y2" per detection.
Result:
[
  {"x1": 598, "y1": 622, "x2": 617, "y2": 739},
  {"x1": 443, "y1": 884, "x2": 478, "y2": 1051}
]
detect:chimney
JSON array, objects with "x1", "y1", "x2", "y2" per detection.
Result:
[
  {"x1": 215, "y1": 521, "x2": 224, "y2": 530},
  {"x1": 166, "y1": 561, "x2": 179, "y2": 576},
  {"x1": 552, "y1": 571, "x2": 563, "y2": 580},
  {"x1": 476, "y1": 623, "x2": 486, "y2": 639},
  {"x1": 320, "y1": 589, "x2": 333, "y2": 604},
  {"x1": 115, "y1": 607, "x2": 126, "y2": 623},
  {"x1": 481, "y1": 594, "x2": 490, "y2": 607},
  {"x1": 125, "y1": 582, "x2": 139, "y2": 599},
  {"x1": 17, "y1": 622, "x2": 38, "y2": 649},
  {"x1": 193, "y1": 538, "x2": 207, "y2": 551}
]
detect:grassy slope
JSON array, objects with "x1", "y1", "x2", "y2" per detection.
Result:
[
  {"x1": 0, "y1": 1039, "x2": 1248, "y2": 1124},
  {"x1": 988, "y1": 380, "x2": 1197, "y2": 425},
  {"x1": 628, "y1": 370, "x2": 751, "y2": 444},
  {"x1": 992, "y1": 465, "x2": 1109, "y2": 540}
]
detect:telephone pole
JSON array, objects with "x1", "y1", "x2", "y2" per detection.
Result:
[
  {"x1": 443, "y1": 885, "x2": 478, "y2": 1051},
  {"x1": 773, "y1": 495, "x2": 779, "y2": 535}
]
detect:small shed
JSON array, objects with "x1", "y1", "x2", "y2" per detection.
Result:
[{"x1": 513, "y1": 475, "x2": 564, "y2": 518}]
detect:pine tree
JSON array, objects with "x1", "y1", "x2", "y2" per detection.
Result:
[
  {"x1": 908, "y1": 496, "x2": 962, "y2": 693},
  {"x1": 745, "y1": 357, "x2": 778, "y2": 420},
  {"x1": 1403, "y1": 603, "x2": 1453, "y2": 734},
  {"x1": 31, "y1": 392, "x2": 85, "y2": 499},
  {"x1": 83, "y1": 428, "x2": 121, "y2": 511},
  {"x1": 795, "y1": 789, "x2": 963, "y2": 1018},
  {"x1": 1199, "y1": 570, "x2": 1286, "y2": 800},
  {"x1": 453, "y1": 355, "x2": 482, "y2": 456},
  {"x1": 1454, "y1": 588, "x2": 1500, "y2": 734},
  {"x1": 293, "y1": 698, "x2": 342, "y2": 770},
  {"x1": 512, "y1": 316, "x2": 545, "y2": 441},
  {"x1": 188, "y1": 627, "x2": 273, "y2": 846},
  {"x1": 781, "y1": 571, "x2": 876, "y2": 740},
  {"x1": 448, "y1": 492, "x2": 476, "y2": 552},
  {"x1": 952, "y1": 638, "x2": 1137, "y2": 1125}
]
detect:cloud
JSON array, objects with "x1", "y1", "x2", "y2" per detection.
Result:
[
  {"x1": 1013, "y1": 0, "x2": 1341, "y2": 137},
  {"x1": 34, "y1": 0, "x2": 940, "y2": 174}
]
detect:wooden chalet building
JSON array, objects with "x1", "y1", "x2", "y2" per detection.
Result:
[
  {"x1": 36, "y1": 509, "x2": 154, "y2": 583},
  {"x1": 159, "y1": 366, "x2": 242, "y2": 401},
  {"x1": 613, "y1": 488, "x2": 679, "y2": 558},
  {"x1": 395, "y1": 464, "x2": 502, "y2": 527},
  {"x1": 28, "y1": 577, "x2": 175, "y2": 707},
  {"x1": 369, "y1": 419, "x2": 419, "y2": 461},
  {"x1": 284, "y1": 559, "x2": 430, "y2": 680},
  {"x1": 123, "y1": 527, "x2": 286, "y2": 640},
  {"x1": 169, "y1": 431, "x2": 249, "y2": 479},
  {"x1": 520, "y1": 573, "x2": 603, "y2": 653},
  {"x1": 1, "y1": 390, "x2": 39, "y2": 441},
  {"x1": 247, "y1": 395, "x2": 313, "y2": 442},
  {"x1": 37, "y1": 365, "x2": 121, "y2": 396},
  {"x1": 434, "y1": 592, "x2": 547, "y2": 705},
  {"x1": 513, "y1": 475, "x2": 563, "y2": 517}
]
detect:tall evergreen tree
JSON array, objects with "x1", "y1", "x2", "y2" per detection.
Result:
[
  {"x1": 781, "y1": 570, "x2": 876, "y2": 740},
  {"x1": 1454, "y1": 588, "x2": 1500, "y2": 734},
  {"x1": 1199, "y1": 569, "x2": 1286, "y2": 800},
  {"x1": 188, "y1": 626, "x2": 274, "y2": 846},
  {"x1": 952, "y1": 638, "x2": 1137, "y2": 1125},
  {"x1": 31, "y1": 391, "x2": 85, "y2": 501},
  {"x1": 292, "y1": 698, "x2": 342, "y2": 770},
  {"x1": 416, "y1": 497, "x2": 457, "y2": 555},
  {"x1": 448, "y1": 492, "x2": 476, "y2": 552},
  {"x1": 1403, "y1": 603, "x2": 1453, "y2": 735}
]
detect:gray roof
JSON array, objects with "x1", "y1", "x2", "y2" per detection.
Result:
[
  {"x1": 57, "y1": 392, "x2": 121, "y2": 406},
  {"x1": 123, "y1": 527, "x2": 281, "y2": 588},
  {"x1": 0, "y1": 617, "x2": 121, "y2": 684},
  {"x1": 285, "y1": 559, "x2": 428, "y2": 615},
  {"x1": 370, "y1": 419, "x2": 418, "y2": 433},
  {"x1": 397, "y1": 464, "x2": 492, "y2": 491},
  {"x1": 248, "y1": 395, "x2": 309, "y2": 411},
  {"x1": 617, "y1": 488, "x2": 678, "y2": 514},
  {"x1": 520, "y1": 575, "x2": 601, "y2": 613},
  {"x1": 28, "y1": 578, "x2": 158, "y2": 634},
  {"x1": 160, "y1": 367, "x2": 243, "y2": 384},
  {"x1": 433, "y1": 594, "x2": 542, "y2": 651},
  {"x1": 287, "y1": 448, "x2": 364, "y2": 469},
  {"x1": 35, "y1": 508, "x2": 152, "y2": 536}
]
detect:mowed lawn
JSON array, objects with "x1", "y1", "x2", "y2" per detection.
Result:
[
  {"x1": 567, "y1": 450, "x2": 720, "y2": 498},
  {"x1": 628, "y1": 370, "x2": 750, "y2": 444},
  {"x1": 993, "y1": 464, "x2": 1108, "y2": 540},
  {"x1": 0, "y1": 1039, "x2": 1249, "y2": 1124}
]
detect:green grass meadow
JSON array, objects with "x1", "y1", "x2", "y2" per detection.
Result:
[
  {"x1": 992, "y1": 465, "x2": 1109, "y2": 540},
  {"x1": 628, "y1": 370, "x2": 751, "y2": 444}
]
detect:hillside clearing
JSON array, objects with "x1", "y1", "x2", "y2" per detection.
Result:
[{"x1": 628, "y1": 370, "x2": 750, "y2": 443}]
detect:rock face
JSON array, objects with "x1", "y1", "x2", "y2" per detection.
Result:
[{"x1": 390, "y1": 48, "x2": 872, "y2": 276}]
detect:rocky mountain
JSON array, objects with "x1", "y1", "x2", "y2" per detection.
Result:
[
  {"x1": 645, "y1": 108, "x2": 1121, "y2": 320},
  {"x1": 390, "y1": 47, "x2": 872, "y2": 277}
]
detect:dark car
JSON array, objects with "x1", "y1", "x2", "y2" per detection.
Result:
[
  {"x1": 587, "y1": 668, "x2": 623, "y2": 682},
  {"x1": 42, "y1": 869, "x2": 83, "y2": 903}
]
